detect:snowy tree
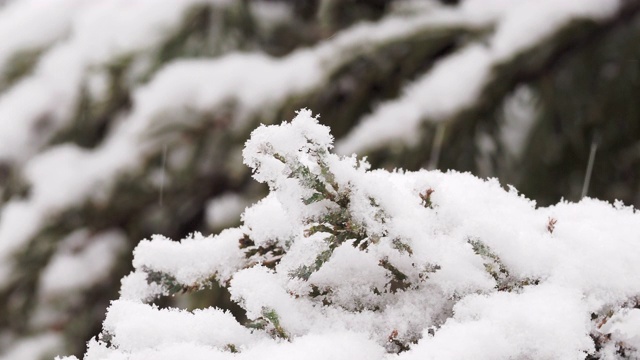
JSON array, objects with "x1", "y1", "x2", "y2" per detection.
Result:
[
  {"x1": 0, "y1": 0, "x2": 639, "y2": 358},
  {"x1": 62, "y1": 110, "x2": 640, "y2": 359}
]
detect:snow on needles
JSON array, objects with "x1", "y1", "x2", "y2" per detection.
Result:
[
  {"x1": 64, "y1": 110, "x2": 640, "y2": 360},
  {"x1": 336, "y1": 0, "x2": 621, "y2": 155},
  {"x1": 0, "y1": 0, "x2": 231, "y2": 163},
  {"x1": 0, "y1": 1, "x2": 471, "y2": 288}
]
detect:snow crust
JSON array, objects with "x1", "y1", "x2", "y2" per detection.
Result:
[{"x1": 67, "y1": 110, "x2": 640, "y2": 359}]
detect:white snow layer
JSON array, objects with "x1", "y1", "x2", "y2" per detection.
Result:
[
  {"x1": 0, "y1": 1, "x2": 632, "y2": 358},
  {"x1": 0, "y1": 0, "x2": 231, "y2": 286},
  {"x1": 206, "y1": 193, "x2": 249, "y2": 230},
  {"x1": 0, "y1": 0, "x2": 470, "y2": 288},
  {"x1": 1, "y1": 333, "x2": 62, "y2": 360},
  {"x1": 39, "y1": 229, "x2": 127, "y2": 296},
  {"x1": 0, "y1": 0, "x2": 84, "y2": 71},
  {"x1": 0, "y1": 0, "x2": 231, "y2": 163},
  {"x1": 1, "y1": 0, "x2": 613, "y2": 291},
  {"x1": 63, "y1": 110, "x2": 640, "y2": 360},
  {"x1": 336, "y1": 0, "x2": 620, "y2": 155}
]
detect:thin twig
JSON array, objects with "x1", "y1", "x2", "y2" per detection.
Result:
[
  {"x1": 159, "y1": 144, "x2": 168, "y2": 206},
  {"x1": 581, "y1": 138, "x2": 598, "y2": 199},
  {"x1": 428, "y1": 123, "x2": 446, "y2": 170}
]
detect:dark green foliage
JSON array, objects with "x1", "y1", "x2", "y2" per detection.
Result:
[
  {"x1": 469, "y1": 238, "x2": 510, "y2": 284},
  {"x1": 244, "y1": 307, "x2": 289, "y2": 340},
  {"x1": 145, "y1": 270, "x2": 185, "y2": 295},
  {"x1": 261, "y1": 307, "x2": 289, "y2": 339}
]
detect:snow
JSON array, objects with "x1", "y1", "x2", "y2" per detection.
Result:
[
  {"x1": 337, "y1": 45, "x2": 493, "y2": 154},
  {"x1": 68, "y1": 110, "x2": 640, "y2": 360},
  {"x1": 0, "y1": 145, "x2": 129, "y2": 286},
  {"x1": 308, "y1": 242, "x2": 389, "y2": 311},
  {"x1": 601, "y1": 309, "x2": 640, "y2": 351},
  {"x1": 119, "y1": 271, "x2": 166, "y2": 303},
  {"x1": 0, "y1": 0, "x2": 231, "y2": 163},
  {"x1": 0, "y1": 200, "x2": 45, "y2": 283},
  {"x1": 336, "y1": 0, "x2": 622, "y2": 155},
  {"x1": 102, "y1": 300, "x2": 260, "y2": 352},
  {"x1": 240, "y1": 193, "x2": 297, "y2": 247},
  {"x1": 0, "y1": 3, "x2": 475, "y2": 289},
  {"x1": 39, "y1": 229, "x2": 127, "y2": 296},
  {"x1": 132, "y1": 230, "x2": 246, "y2": 287},
  {"x1": 499, "y1": 85, "x2": 538, "y2": 159},
  {"x1": 0, "y1": 1, "x2": 635, "y2": 358},
  {"x1": 248, "y1": 1, "x2": 292, "y2": 30},
  {"x1": 1, "y1": 333, "x2": 62, "y2": 360},
  {"x1": 402, "y1": 285, "x2": 593, "y2": 360},
  {"x1": 0, "y1": 2, "x2": 626, "y2": 288},
  {"x1": 0, "y1": 0, "x2": 235, "y2": 288},
  {"x1": 491, "y1": 0, "x2": 618, "y2": 60},
  {"x1": 76, "y1": 330, "x2": 384, "y2": 360},
  {"x1": 0, "y1": 0, "x2": 83, "y2": 72},
  {"x1": 206, "y1": 193, "x2": 250, "y2": 230}
]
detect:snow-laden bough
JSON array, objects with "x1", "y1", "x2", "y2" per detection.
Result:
[{"x1": 61, "y1": 110, "x2": 640, "y2": 360}]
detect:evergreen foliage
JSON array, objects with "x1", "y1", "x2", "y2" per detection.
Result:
[
  {"x1": 62, "y1": 110, "x2": 640, "y2": 360},
  {"x1": 0, "y1": 1, "x2": 639, "y2": 358}
]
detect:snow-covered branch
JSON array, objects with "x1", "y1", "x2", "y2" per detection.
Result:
[{"x1": 62, "y1": 110, "x2": 640, "y2": 360}]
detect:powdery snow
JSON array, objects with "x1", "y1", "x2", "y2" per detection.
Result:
[
  {"x1": 131, "y1": 230, "x2": 246, "y2": 288},
  {"x1": 601, "y1": 309, "x2": 640, "y2": 352},
  {"x1": 39, "y1": 229, "x2": 127, "y2": 296},
  {"x1": 337, "y1": 45, "x2": 493, "y2": 154},
  {"x1": 1, "y1": 333, "x2": 62, "y2": 360},
  {"x1": 206, "y1": 193, "x2": 250, "y2": 230},
  {"x1": 0, "y1": 0, "x2": 84, "y2": 71},
  {"x1": 6, "y1": 0, "x2": 607, "y2": 303},
  {"x1": 64, "y1": 110, "x2": 640, "y2": 360},
  {"x1": 0, "y1": 1, "x2": 633, "y2": 358},
  {"x1": 336, "y1": 0, "x2": 622, "y2": 155},
  {"x1": 0, "y1": 0, "x2": 231, "y2": 164},
  {"x1": 0, "y1": 2, "x2": 472, "y2": 289}
]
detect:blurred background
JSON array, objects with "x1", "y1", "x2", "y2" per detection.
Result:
[{"x1": 0, "y1": 0, "x2": 639, "y2": 359}]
